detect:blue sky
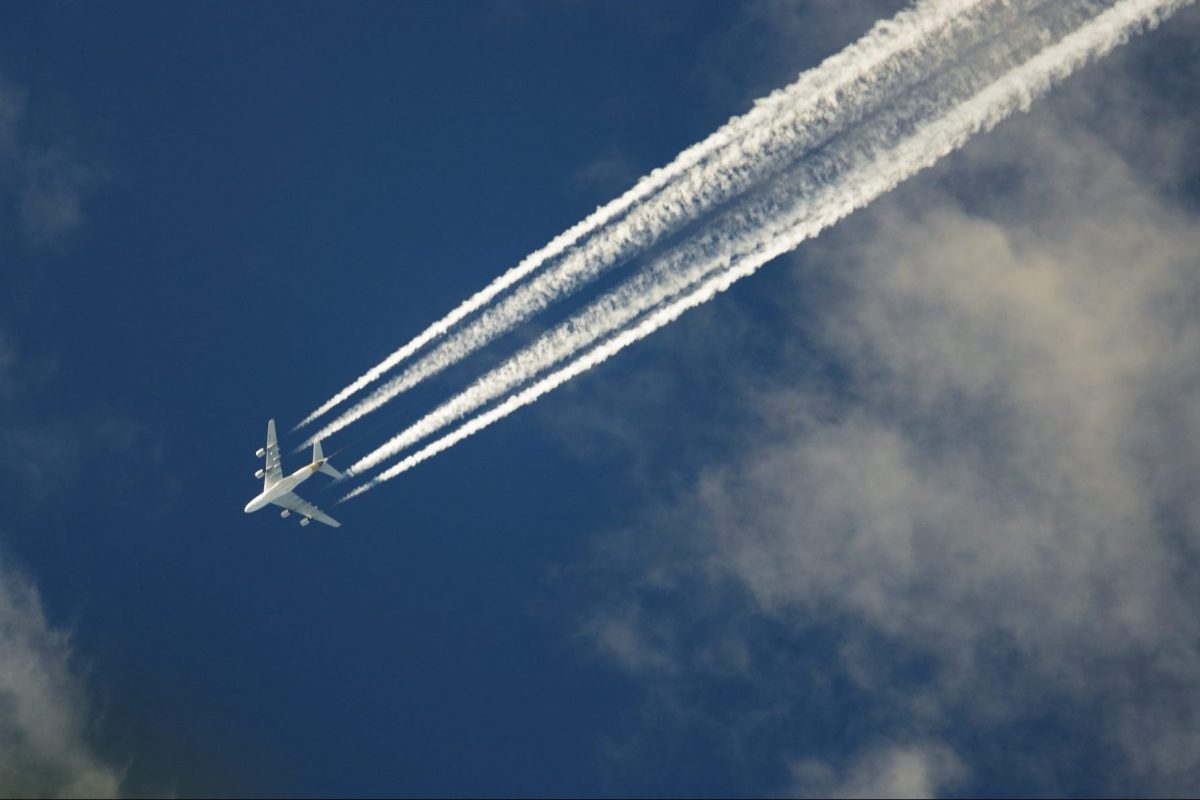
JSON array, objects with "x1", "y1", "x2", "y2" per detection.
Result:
[{"x1": 2, "y1": 1, "x2": 1199, "y2": 796}]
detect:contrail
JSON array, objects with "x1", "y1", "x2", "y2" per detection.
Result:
[
  {"x1": 342, "y1": 0, "x2": 1191, "y2": 500},
  {"x1": 341, "y1": 0, "x2": 1125, "y2": 476},
  {"x1": 297, "y1": 0, "x2": 1001, "y2": 439}
]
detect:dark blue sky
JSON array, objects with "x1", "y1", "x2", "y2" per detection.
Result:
[
  {"x1": 2, "y1": 2, "x2": 1198, "y2": 797},
  {"x1": 0, "y1": 3, "x2": 831, "y2": 794}
]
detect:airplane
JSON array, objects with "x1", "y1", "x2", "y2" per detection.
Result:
[{"x1": 244, "y1": 419, "x2": 343, "y2": 527}]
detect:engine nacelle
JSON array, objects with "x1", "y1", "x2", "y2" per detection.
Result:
[
  {"x1": 255, "y1": 468, "x2": 265, "y2": 480},
  {"x1": 256, "y1": 447, "x2": 265, "y2": 458},
  {"x1": 280, "y1": 509, "x2": 290, "y2": 518},
  {"x1": 299, "y1": 517, "x2": 310, "y2": 527}
]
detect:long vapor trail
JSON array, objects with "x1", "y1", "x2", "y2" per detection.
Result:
[
  {"x1": 342, "y1": 0, "x2": 1191, "y2": 500},
  {"x1": 298, "y1": 0, "x2": 1002, "y2": 442},
  {"x1": 341, "y1": 2, "x2": 1059, "y2": 476}
]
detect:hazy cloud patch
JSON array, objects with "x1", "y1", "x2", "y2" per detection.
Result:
[
  {"x1": 18, "y1": 146, "x2": 98, "y2": 247},
  {"x1": 0, "y1": 335, "x2": 129, "y2": 797},
  {"x1": 0, "y1": 553, "x2": 122, "y2": 798},
  {"x1": 788, "y1": 743, "x2": 965, "y2": 800},
  {"x1": 574, "y1": 10, "x2": 1200, "y2": 795},
  {"x1": 0, "y1": 73, "x2": 136, "y2": 797},
  {"x1": 570, "y1": 151, "x2": 641, "y2": 200},
  {"x1": 0, "y1": 73, "x2": 101, "y2": 248}
]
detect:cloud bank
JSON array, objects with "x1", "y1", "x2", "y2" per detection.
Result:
[{"x1": 575, "y1": 9, "x2": 1200, "y2": 795}]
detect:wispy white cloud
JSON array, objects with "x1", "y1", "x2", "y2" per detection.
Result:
[
  {"x1": 0, "y1": 335, "x2": 123, "y2": 799},
  {"x1": 0, "y1": 74, "x2": 100, "y2": 249},
  {"x1": 570, "y1": 151, "x2": 641, "y2": 199},
  {"x1": 0, "y1": 72, "x2": 128, "y2": 798},
  {"x1": 18, "y1": 147, "x2": 98, "y2": 247},
  {"x1": 0, "y1": 326, "x2": 82, "y2": 503},
  {"x1": 572, "y1": 7, "x2": 1200, "y2": 794},
  {"x1": 788, "y1": 743, "x2": 965, "y2": 799},
  {"x1": 0, "y1": 553, "x2": 122, "y2": 798}
]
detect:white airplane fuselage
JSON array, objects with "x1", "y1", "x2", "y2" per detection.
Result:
[
  {"x1": 246, "y1": 418, "x2": 343, "y2": 527},
  {"x1": 244, "y1": 464, "x2": 321, "y2": 514}
]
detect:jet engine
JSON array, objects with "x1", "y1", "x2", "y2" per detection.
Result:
[
  {"x1": 299, "y1": 517, "x2": 310, "y2": 527},
  {"x1": 255, "y1": 468, "x2": 265, "y2": 479},
  {"x1": 280, "y1": 509, "x2": 290, "y2": 518},
  {"x1": 256, "y1": 447, "x2": 265, "y2": 458}
]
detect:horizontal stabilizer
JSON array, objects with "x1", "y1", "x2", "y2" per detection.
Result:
[{"x1": 312, "y1": 438, "x2": 343, "y2": 479}]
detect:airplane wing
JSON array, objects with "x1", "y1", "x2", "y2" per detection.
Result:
[
  {"x1": 263, "y1": 419, "x2": 283, "y2": 487},
  {"x1": 271, "y1": 491, "x2": 342, "y2": 528}
]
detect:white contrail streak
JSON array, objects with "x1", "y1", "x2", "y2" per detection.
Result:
[
  {"x1": 297, "y1": 0, "x2": 1001, "y2": 437},
  {"x1": 342, "y1": 0, "x2": 1191, "y2": 500},
  {"x1": 341, "y1": 0, "x2": 1116, "y2": 475}
]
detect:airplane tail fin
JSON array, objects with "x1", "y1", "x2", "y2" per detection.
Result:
[{"x1": 312, "y1": 439, "x2": 344, "y2": 480}]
